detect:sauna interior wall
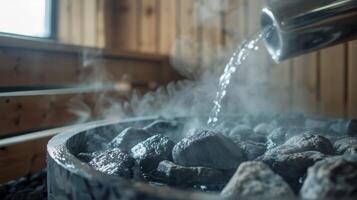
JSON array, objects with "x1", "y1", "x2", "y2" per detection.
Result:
[{"x1": 58, "y1": 0, "x2": 356, "y2": 118}]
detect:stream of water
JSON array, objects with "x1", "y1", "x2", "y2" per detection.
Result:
[{"x1": 207, "y1": 31, "x2": 265, "y2": 127}]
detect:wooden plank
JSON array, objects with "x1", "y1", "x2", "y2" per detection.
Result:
[
  {"x1": 0, "y1": 137, "x2": 49, "y2": 183},
  {"x1": 138, "y1": 0, "x2": 159, "y2": 53},
  {"x1": 292, "y1": 53, "x2": 318, "y2": 114},
  {"x1": 96, "y1": 0, "x2": 107, "y2": 48},
  {"x1": 320, "y1": 45, "x2": 346, "y2": 117},
  {"x1": 57, "y1": 0, "x2": 70, "y2": 44},
  {"x1": 70, "y1": 0, "x2": 83, "y2": 45},
  {"x1": 158, "y1": 0, "x2": 176, "y2": 55},
  {"x1": 111, "y1": 0, "x2": 139, "y2": 50},
  {"x1": 224, "y1": 0, "x2": 246, "y2": 48},
  {"x1": 177, "y1": 0, "x2": 200, "y2": 73},
  {"x1": 200, "y1": 0, "x2": 223, "y2": 69},
  {"x1": 348, "y1": 40, "x2": 357, "y2": 118},
  {"x1": 83, "y1": 0, "x2": 98, "y2": 47}
]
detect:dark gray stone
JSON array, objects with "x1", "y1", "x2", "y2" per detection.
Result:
[
  {"x1": 238, "y1": 141, "x2": 266, "y2": 160},
  {"x1": 344, "y1": 144, "x2": 357, "y2": 155},
  {"x1": 131, "y1": 134, "x2": 175, "y2": 174},
  {"x1": 108, "y1": 127, "x2": 151, "y2": 151},
  {"x1": 347, "y1": 119, "x2": 357, "y2": 136},
  {"x1": 221, "y1": 161, "x2": 295, "y2": 199},
  {"x1": 89, "y1": 148, "x2": 135, "y2": 178},
  {"x1": 228, "y1": 125, "x2": 265, "y2": 143},
  {"x1": 300, "y1": 155, "x2": 357, "y2": 200},
  {"x1": 257, "y1": 151, "x2": 327, "y2": 193},
  {"x1": 334, "y1": 137, "x2": 357, "y2": 154},
  {"x1": 172, "y1": 130, "x2": 245, "y2": 169},
  {"x1": 157, "y1": 160, "x2": 227, "y2": 187},
  {"x1": 253, "y1": 123, "x2": 275, "y2": 136},
  {"x1": 267, "y1": 127, "x2": 287, "y2": 149},
  {"x1": 282, "y1": 133, "x2": 334, "y2": 155}
]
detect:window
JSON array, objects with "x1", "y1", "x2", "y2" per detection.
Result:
[{"x1": 0, "y1": 0, "x2": 53, "y2": 38}]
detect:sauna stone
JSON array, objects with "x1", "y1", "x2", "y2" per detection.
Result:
[
  {"x1": 282, "y1": 133, "x2": 334, "y2": 155},
  {"x1": 344, "y1": 145, "x2": 357, "y2": 155},
  {"x1": 257, "y1": 151, "x2": 327, "y2": 192},
  {"x1": 300, "y1": 155, "x2": 357, "y2": 200},
  {"x1": 108, "y1": 127, "x2": 151, "y2": 152},
  {"x1": 227, "y1": 124, "x2": 260, "y2": 142},
  {"x1": 89, "y1": 148, "x2": 135, "y2": 178},
  {"x1": 157, "y1": 160, "x2": 226, "y2": 187},
  {"x1": 172, "y1": 130, "x2": 245, "y2": 169},
  {"x1": 131, "y1": 135, "x2": 175, "y2": 173},
  {"x1": 347, "y1": 119, "x2": 357, "y2": 136},
  {"x1": 267, "y1": 127, "x2": 287, "y2": 148},
  {"x1": 334, "y1": 137, "x2": 357, "y2": 154},
  {"x1": 253, "y1": 123, "x2": 275, "y2": 136},
  {"x1": 221, "y1": 161, "x2": 295, "y2": 199},
  {"x1": 238, "y1": 140, "x2": 266, "y2": 160}
]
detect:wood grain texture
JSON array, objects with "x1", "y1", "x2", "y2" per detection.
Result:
[
  {"x1": 111, "y1": 0, "x2": 139, "y2": 50},
  {"x1": 158, "y1": 0, "x2": 176, "y2": 55},
  {"x1": 292, "y1": 53, "x2": 318, "y2": 114},
  {"x1": 348, "y1": 40, "x2": 357, "y2": 118},
  {"x1": 320, "y1": 45, "x2": 347, "y2": 117},
  {"x1": 138, "y1": 0, "x2": 159, "y2": 53},
  {"x1": 0, "y1": 137, "x2": 50, "y2": 183},
  {"x1": 224, "y1": 0, "x2": 246, "y2": 48},
  {"x1": 83, "y1": 0, "x2": 98, "y2": 47}
]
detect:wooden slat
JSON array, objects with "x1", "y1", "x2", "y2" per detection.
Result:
[
  {"x1": 0, "y1": 137, "x2": 49, "y2": 183},
  {"x1": 292, "y1": 53, "x2": 319, "y2": 114},
  {"x1": 320, "y1": 45, "x2": 347, "y2": 117},
  {"x1": 83, "y1": 0, "x2": 98, "y2": 47},
  {"x1": 70, "y1": 0, "x2": 83, "y2": 45},
  {"x1": 348, "y1": 40, "x2": 357, "y2": 118},
  {"x1": 57, "y1": 0, "x2": 70, "y2": 44},
  {"x1": 224, "y1": 0, "x2": 246, "y2": 48},
  {"x1": 111, "y1": 0, "x2": 139, "y2": 50},
  {"x1": 201, "y1": 1, "x2": 223, "y2": 69},
  {"x1": 177, "y1": 0, "x2": 200, "y2": 71},
  {"x1": 158, "y1": 0, "x2": 176, "y2": 55},
  {"x1": 138, "y1": 0, "x2": 159, "y2": 53}
]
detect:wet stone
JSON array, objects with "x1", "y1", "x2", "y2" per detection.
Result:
[
  {"x1": 89, "y1": 148, "x2": 135, "y2": 178},
  {"x1": 257, "y1": 151, "x2": 327, "y2": 193},
  {"x1": 253, "y1": 123, "x2": 275, "y2": 136},
  {"x1": 157, "y1": 160, "x2": 227, "y2": 188},
  {"x1": 172, "y1": 130, "x2": 245, "y2": 169},
  {"x1": 281, "y1": 132, "x2": 334, "y2": 155},
  {"x1": 300, "y1": 154, "x2": 357, "y2": 200},
  {"x1": 131, "y1": 134, "x2": 175, "y2": 174},
  {"x1": 267, "y1": 127, "x2": 287, "y2": 149},
  {"x1": 347, "y1": 119, "x2": 357, "y2": 136},
  {"x1": 108, "y1": 127, "x2": 151, "y2": 152},
  {"x1": 238, "y1": 140, "x2": 266, "y2": 160},
  {"x1": 221, "y1": 161, "x2": 295, "y2": 199},
  {"x1": 227, "y1": 125, "x2": 257, "y2": 142},
  {"x1": 344, "y1": 144, "x2": 357, "y2": 155},
  {"x1": 334, "y1": 137, "x2": 357, "y2": 154}
]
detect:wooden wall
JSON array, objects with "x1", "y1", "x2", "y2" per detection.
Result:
[
  {"x1": 57, "y1": 0, "x2": 108, "y2": 47},
  {"x1": 105, "y1": 0, "x2": 357, "y2": 118}
]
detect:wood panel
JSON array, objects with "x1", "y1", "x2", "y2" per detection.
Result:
[
  {"x1": 138, "y1": 0, "x2": 159, "y2": 53},
  {"x1": 111, "y1": 0, "x2": 139, "y2": 50},
  {"x1": 292, "y1": 53, "x2": 319, "y2": 114},
  {"x1": 83, "y1": 0, "x2": 98, "y2": 47},
  {"x1": 224, "y1": 0, "x2": 246, "y2": 48},
  {"x1": 320, "y1": 45, "x2": 347, "y2": 117},
  {"x1": 159, "y1": 0, "x2": 176, "y2": 54},
  {"x1": 0, "y1": 137, "x2": 49, "y2": 183},
  {"x1": 348, "y1": 40, "x2": 357, "y2": 118}
]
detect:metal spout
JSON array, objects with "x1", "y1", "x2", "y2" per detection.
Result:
[{"x1": 261, "y1": 0, "x2": 357, "y2": 62}]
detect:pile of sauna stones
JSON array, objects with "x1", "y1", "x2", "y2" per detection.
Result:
[
  {"x1": 79, "y1": 114, "x2": 357, "y2": 199},
  {"x1": 0, "y1": 170, "x2": 47, "y2": 200}
]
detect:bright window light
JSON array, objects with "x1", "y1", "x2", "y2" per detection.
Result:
[{"x1": 0, "y1": 0, "x2": 52, "y2": 37}]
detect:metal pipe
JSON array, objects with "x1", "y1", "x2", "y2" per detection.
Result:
[{"x1": 261, "y1": 0, "x2": 357, "y2": 61}]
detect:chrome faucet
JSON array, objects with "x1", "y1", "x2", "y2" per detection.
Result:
[{"x1": 261, "y1": 0, "x2": 357, "y2": 61}]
